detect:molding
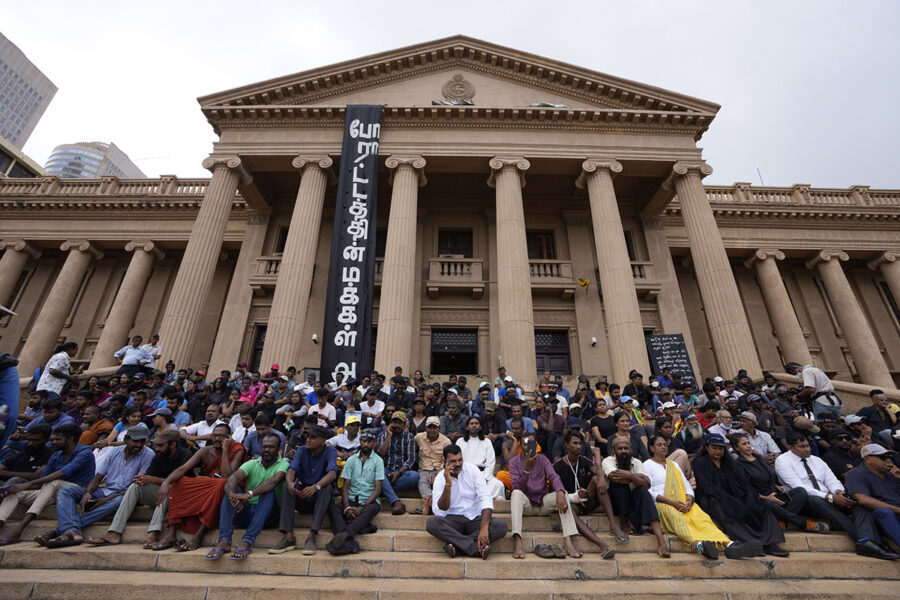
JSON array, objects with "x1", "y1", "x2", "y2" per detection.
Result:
[
  {"x1": 487, "y1": 156, "x2": 529, "y2": 188},
  {"x1": 385, "y1": 155, "x2": 427, "y2": 187},
  {"x1": 744, "y1": 248, "x2": 785, "y2": 269},
  {"x1": 805, "y1": 249, "x2": 849, "y2": 270},
  {"x1": 125, "y1": 241, "x2": 166, "y2": 260},
  {"x1": 60, "y1": 240, "x2": 103, "y2": 260}
]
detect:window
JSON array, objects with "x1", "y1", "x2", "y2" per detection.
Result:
[
  {"x1": 431, "y1": 329, "x2": 478, "y2": 374},
  {"x1": 534, "y1": 330, "x2": 570, "y2": 375},
  {"x1": 375, "y1": 228, "x2": 387, "y2": 258},
  {"x1": 274, "y1": 226, "x2": 289, "y2": 254},
  {"x1": 437, "y1": 229, "x2": 473, "y2": 257},
  {"x1": 879, "y1": 281, "x2": 900, "y2": 326},
  {"x1": 526, "y1": 231, "x2": 556, "y2": 260},
  {"x1": 623, "y1": 230, "x2": 637, "y2": 262}
]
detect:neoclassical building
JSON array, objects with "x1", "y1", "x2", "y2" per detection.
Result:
[{"x1": 1, "y1": 36, "x2": 898, "y2": 390}]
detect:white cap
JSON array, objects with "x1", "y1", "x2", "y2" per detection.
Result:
[
  {"x1": 651, "y1": 381, "x2": 660, "y2": 388},
  {"x1": 713, "y1": 376, "x2": 724, "y2": 383},
  {"x1": 661, "y1": 401, "x2": 677, "y2": 409}
]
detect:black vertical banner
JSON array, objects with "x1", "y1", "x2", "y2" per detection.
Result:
[{"x1": 320, "y1": 105, "x2": 383, "y2": 384}]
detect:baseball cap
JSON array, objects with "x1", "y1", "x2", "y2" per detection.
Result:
[
  {"x1": 238, "y1": 361, "x2": 247, "y2": 368},
  {"x1": 360, "y1": 428, "x2": 379, "y2": 441},
  {"x1": 566, "y1": 417, "x2": 583, "y2": 429},
  {"x1": 504, "y1": 376, "x2": 513, "y2": 383},
  {"x1": 484, "y1": 401, "x2": 498, "y2": 412},
  {"x1": 426, "y1": 416, "x2": 441, "y2": 427},
  {"x1": 125, "y1": 426, "x2": 149, "y2": 441},
  {"x1": 861, "y1": 444, "x2": 892, "y2": 458},
  {"x1": 826, "y1": 426, "x2": 850, "y2": 440},
  {"x1": 345, "y1": 415, "x2": 361, "y2": 425},
  {"x1": 746, "y1": 394, "x2": 763, "y2": 404},
  {"x1": 843, "y1": 415, "x2": 864, "y2": 426},
  {"x1": 704, "y1": 433, "x2": 727, "y2": 446},
  {"x1": 149, "y1": 407, "x2": 172, "y2": 417},
  {"x1": 478, "y1": 381, "x2": 491, "y2": 390},
  {"x1": 661, "y1": 401, "x2": 676, "y2": 410},
  {"x1": 792, "y1": 416, "x2": 821, "y2": 434},
  {"x1": 152, "y1": 429, "x2": 180, "y2": 445},
  {"x1": 739, "y1": 411, "x2": 758, "y2": 424},
  {"x1": 391, "y1": 411, "x2": 408, "y2": 422},
  {"x1": 713, "y1": 376, "x2": 724, "y2": 383},
  {"x1": 271, "y1": 363, "x2": 279, "y2": 369}
]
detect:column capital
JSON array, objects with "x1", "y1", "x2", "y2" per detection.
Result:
[
  {"x1": 202, "y1": 155, "x2": 243, "y2": 174},
  {"x1": 0, "y1": 239, "x2": 41, "y2": 259},
  {"x1": 125, "y1": 241, "x2": 166, "y2": 260},
  {"x1": 291, "y1": 155, "x2": 334, "y2": 172},
  {"x1": 60, "y1": 240, "x2": 103, "y2": 260},
  {"x1": 672, "y1": 161, "x2": 714, "y2": 180},
  {"x1": 385, "y1": 155, "x2": 427, "y2": 187},
  {"x1": 487, "y1": 156, "x2": 529, "y2": 188},
  {"x1": 805, "y1": 249, "x2": 849, "y2": 270},
  {"x1": 867, "y1": 251, "x2": 899, "y2": 270},
  {"x1": 575, "y1": 159, "x2": 622, "y2": 189},
  {"x1": 744, "y1": 248, "x2": 785, "y2": 269}
]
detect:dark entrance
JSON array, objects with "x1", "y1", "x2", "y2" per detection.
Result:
[
  {"x1": 249, "y1": 325, "x2": 267, "y2": 372},
  {"x1": 535, "y1": 330, "x2": 571, "y2": 375},
  {"x1": 431, "y1": 329, "x2": 478, "y2": 374}
]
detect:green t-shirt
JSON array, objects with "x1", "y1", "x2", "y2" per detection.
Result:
[
  {"x1": 240, "y1": 457, "x2": 289, "y2": 504},
  {"x1": 341, "y1": 451, "x2": 384, "y2": 504}
]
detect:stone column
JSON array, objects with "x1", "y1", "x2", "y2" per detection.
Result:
[
  {"x1": 576, "y1": 159, "x2": 650, "y2": 384},
  {"x1": 868, "y1": 251, "x2": 900, "y2": 307},
  {"x1": 745, "y1": 249, "x2": 812, "y2": 366},
  {"x1": 260, "y1": 157, "x2": 332, "y2": 369},
  {"x1": 158, "y1": 157, "x2": 242, "y2": 369},
  {"x1": 207, "y1": 210, "x2": 271, "y2": 375},
  {"x1": 90, "y1": 242, "x2": 165, "y2": 369},
  {"x1": 374, "y1": 156, "x2": 426, "y2": 375},
  {"x1": 0, "y1": 240, "x2": 41, "y2": 307},
  {"x1": 807, "y1": 250, "x2": 893, "y2": 387},
  {"x1": 672, "y1": 162, "x2": 762, "y2": 379},
  {"x1": 17, "y1": 241, "x2": 103, "y2": 374},
  {"x1": 488, "y1": 157, "x2": 537, "y2": 387}
]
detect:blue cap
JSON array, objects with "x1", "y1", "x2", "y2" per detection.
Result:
[
  {"x1": 704, "y1": 433, "x2": 727, "y2": 446},
  {"x1": 566, "y1": 417, "x2": 583, "y2": 429}
]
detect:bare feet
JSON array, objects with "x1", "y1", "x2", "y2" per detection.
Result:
[
  {"x1": 512, "y1": 535, "x2": 526, "y2": 559},
  {"x1": 657, "y1": 542, "x2": 671, "y2": 558},
  {"x1": 564, "y1": 537, "x2": 583, "y2": 558},
  {"x1": 205, "y1": 540, "x2": 230, "y2": 560}
]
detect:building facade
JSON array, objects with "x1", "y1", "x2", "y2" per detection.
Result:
[
  {"x1": 0, "y1": 32, "x2": 57, "y2": 149},
  {"x1": 0, "y1": 37, "x2": 898, "y2": 390},
  {"x1": 44, "y1": 141, "x2": 146, "y2": 179}
]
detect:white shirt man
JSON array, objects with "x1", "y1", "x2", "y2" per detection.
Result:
[
  {"x1": 775, "y1": 445, "x2": 843, "y2": 500},
  {"x1": 114, "y1": 344, "x2": 153, "y2": 367},
  {"x1": 181, "y1": 419, "x2": 221, "y2": 448},
  {"x1": 140, "y1": 338, "x2": 162, "y2": 369},
  {"x1": 431, "y1": 462, "x2": 493, "y2": 520}
]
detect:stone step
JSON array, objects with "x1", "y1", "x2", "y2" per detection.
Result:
[
  {"x1": 17, "y1": 519, "x2": 858, "y2": 553},
  {"x1": 5, "y1": 570, "x2": 898, "y2": 600},
  {"x1": 3, "y1": 544, "x2": 898, "y2": 580}
]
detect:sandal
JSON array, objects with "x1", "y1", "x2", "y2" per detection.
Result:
[
  {"x1": 150, "y1": 540, "x2": 176, "y2": 551},
  {"x1": 0, "y1": 537, "x2": 20, "y2": 546},
  {"x1": 34, "y1": 530, "x2": 58, "y2": 546},
  {"x1": 601, "y1": 547, "x2": 616, "y2": 560},
  {"x1": 174, "y1": 539, "x2": 198, "y2": 552},
  {"x1": 533, "y1": 544, "x2": 555, "y2": 559},
  {"x1": 205, "y1": 545, "x2": 230, "y2": 561},
  {"x1": 45, "y1": 533, "x2": 82, "y2": 548},
  {"x1": 613, "y1": 531, "x2": 630, "y2": 544},
  {"x1": 230, "y1": 546, "x2": 252, "y2": 561},
  {"x1": 550, "y1": 544, "x2": 566, "y2": 559},
  {"x1": 86, "y1": 537, "x2": 118, "y2": 547}
]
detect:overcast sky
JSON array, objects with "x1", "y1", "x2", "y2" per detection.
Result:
[{"x1": 4, "y1": 1, "x2": 899, "y2": 188}]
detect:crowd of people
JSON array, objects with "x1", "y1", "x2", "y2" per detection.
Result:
[{"x1": 0, "y1": 335, "x2": 899, "y2": 564}]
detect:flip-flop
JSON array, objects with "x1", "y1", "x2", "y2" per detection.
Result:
[
  {"x1": 613, "y1": 531, "x2": 630, "y2": 544},
  {"x1": 174, "y1": 539, "x2": 198, "y2": 552},
  {"x1": 150, "y1": 540, "x2": 176, "y2": 551},
  {"x1": 550, "y1": 544, "x2": 566, "y2": 559},
  {"x1": 408, "y1": 507, "x2": 423, "y2": 515},
  {"x1": 205, "y1": 547, "x2": 230, "y2": 561},
  {"x1": 86, "y1": 537, "x2": 118, "y2": 547},
  {"x1": 45, "y1": 533, "x2": 82, "y2": 548},
  {"x1": 0, "y1": 537, "x2": 20, "y2": 546},
  {"x1": 34, "y1": 530, "x2": 57, "y2": 546},
  {"x1": 533, "y1": 544, "x2": 555, "y2": 559},
  {"x1": 601, "y1": 547, "x2": 617, "y2": 560},
  {"x1": 229, "y1": 547, "x2": 252, "y2": 561}
]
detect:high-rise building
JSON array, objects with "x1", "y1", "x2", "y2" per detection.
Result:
[
  {"x1": 44, "y1": 141, "x2": 146, "y2": 179},
  {"x1": 0, "y1": 32, "x2": 57, "y2": 149}
]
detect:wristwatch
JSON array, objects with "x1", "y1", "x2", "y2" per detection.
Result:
[
  {"x1": 825, "y1": 493, "x2": 833, "y2": 504},
  {"x1": 316, "y1": 484, "x2": 321, "y2": 491},
  {"x1": 248, "y1": 489, "x2": 254, "y2": 498}
]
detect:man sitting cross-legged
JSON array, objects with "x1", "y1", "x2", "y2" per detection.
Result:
[
  {"x1": 552, "y1": 430, "x2": 619, "y2": 557},
  {"x1": 42, "y1": 426, "x2": 154, "y2": 548},
  {"x1": 84, "y1": 429, "x2": 192, "y2": 548},
  {"x1": 509, "y1": 432, "x2": 581, "y2": 559},
  {"x1": 206, "y1": 432, "x2": 288, "y2": 560},
  {"x1": 425, "y1": 443, "x2": 508, "y2": 559},
  {"x1": 269, "y1": 425, "x2": 344, "y2": 555},
  {"x1": 325, "y1": 428, "x2": 385, "y2": 555},
  {"x1": 0, "y1": 424, "x2": 94, "y2": 546},
  {"x1": 154, "y1": 422, "x2": 245, "y2": 552},
  {"x1": 601, "y1": 436, "x2": 670, "y2": 557}
]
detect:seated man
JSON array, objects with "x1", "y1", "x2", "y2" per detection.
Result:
[
  {"x1": 822, "y1": 427, "x2": 863, "y2": 482},
  {"x1": 734, "y1": 411, "x2": 780, "y2": 465},
  {"x1": 326, "y1": 427, "x2": 384, "y2": 555},
  {"x1": 415, "y1": 416, "x2": 450, "y2": 515},
  {"x1": 425, "y1": 443, "x2": 508, "y2": 559},
  {"x1": 376, "y1": 412, "x2": 419, "y2": 515},
  {"x1": 42, "y1": 426, "x2": 154, "y2": 548},
  {"x1": 457, "y1": 415, "x2": 505, "y2": 500},
  {"x1": 0, "y1": 424, "x2": 52, "y2": 486},
  {"x1": 0, "y1": 424, "x2": 94, "y2": 545},
  {"x1": 242, "y1": 413, "x2": 287, "y2": 459},
  {"x1": 326, "y1": 415, "x2": 361, "y2": 460},
  {"x1": 509, "y1": 432, "x2": 581, "y2": 559},
  {"x1": 601, "y1": 436, "x2": 670, "y2": 557},
  {"x1": 155, "y1": 423, "x2": 246, "y2": 551},
  {"x1": 180, "y1": 403, "x2": 223, "y2": 449},
  {"x1": 439, "y1": 397, "x2": 467, "y2": 443},
  {"x1": 497, "y1": 417, "x2": 541, "y2": 490},
  {"x1": 206, "y1": 432, "x2": 288, "y2": 560},
  {"x1": 843, "y1": 444, "x2": 900, "y2": 560},
  {"x1": 552, "y1": 430, "x2": 619, "y2": 556},
  {"x1": 77, "y1": 405, "x2": 114, "y2": 446},
  {"x1": 270, "y1": 425, "x2": 343, "y2": 555},
  {"x1": 85, "y1": 429, "x2": 192, "y2": 548}
]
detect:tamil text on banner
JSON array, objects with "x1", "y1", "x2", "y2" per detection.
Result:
[{"x1": 320, "y1": 105, "x2": 383, "y2": 384}]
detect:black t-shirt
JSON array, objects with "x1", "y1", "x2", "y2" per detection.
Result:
[
  {"x1": 549, "y1": 437, "x2": 593, "y2": 462},
  {"x1": 146, "y1": 446, "x2": 194, "y2": 479},
  {"x1": 857, "y1": 406, "x2": 895, "y2": 433},
  {"x1": 2, "y1": 445, "x2": 53, "y2": 474},
  {"x1": 589, "y1": 415, "x2": 616, "y2": 442},
  {"x1": 822, "y1": 447, "x2": 861, "y2": 481},
  {"x1": 552, "y1": 454, "x2": 594, "y2": 493}
]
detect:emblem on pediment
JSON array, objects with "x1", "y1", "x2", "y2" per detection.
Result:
[{"x1": 442, "y1": 74, "x2": 475, "y2": 101}]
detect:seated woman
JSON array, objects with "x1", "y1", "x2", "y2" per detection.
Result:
[
  {"x1": 606, "y1": 410, "x2": 649, "y2": 462},
  {"x1": 732, "y1": 433, "x2": 829, "y2": 534},
  {"x1": 456, "y1": 415, "x2": 505, "y2": 499},
  {"x1": 644, "y1": 435, "x2": 731, "y2": 559},
  {"x1": 692, "y1": 433, "x2": 789, "y2": 558}
]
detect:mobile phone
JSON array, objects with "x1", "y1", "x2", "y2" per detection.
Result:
[{"x1": 524, "y1": 438, "x2": 537, "y2": 456}]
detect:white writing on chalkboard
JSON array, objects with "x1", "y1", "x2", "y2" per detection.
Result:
[{"x1": 645, "y1": 334, "x2": 697, "y2": 387}]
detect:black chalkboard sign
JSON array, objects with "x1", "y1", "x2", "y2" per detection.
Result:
[{"x1": 645, "y1": 334, "x2": 696, "y2": 388}]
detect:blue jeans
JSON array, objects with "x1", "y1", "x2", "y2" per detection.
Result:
[
  {"x1": 812, "y1": 402, "x2": 842, "y2": 419},
  {"x1": 872, "y1": 507, "x2": 900, "y2": 548},
  {"x1": 217, "y1": 490, "x2": 277, "y2": 545},
  {"x1": 381, "y1": 469, "x2": 419, "y2": 505},
  {"x1": 56, "y1": 486, "x2": 126, "y2": 534},
  {"x1": 0, "y1": 364, "x2": 19, "y2": 450}
]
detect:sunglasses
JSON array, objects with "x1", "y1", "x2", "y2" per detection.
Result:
[
  {"x1": 870, "y1": 454, "x2": 893, "y2": 461},
  {"x1": 832, "y1": 435, "x2": 851, "y2": 441}
]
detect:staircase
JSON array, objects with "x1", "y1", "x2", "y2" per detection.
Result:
[{"x1": 3, "y1": 498, "x2": 900, "y2": 599}]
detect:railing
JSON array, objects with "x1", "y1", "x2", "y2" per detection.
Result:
[
  {"x1": 428, "y1": 257, "x2": 483, "y2": 281},
  {"x1": 255, "y1": 255, "x2": 282, "y2": 277},
  {"x1": 630, "y1": 261, "x2": 655, "y2": 281},
  {"x1": 529, "y1": 259, "x2": 573, "y2": 280},
  {"x1": 700, "y1": 184, "x2": 900, "y2": 207},
  {"x1": 0, "y1": 176, "x2": 218, "y2": 198}
]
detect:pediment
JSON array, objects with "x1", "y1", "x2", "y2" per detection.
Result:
[{"x1": 200, "y1": 36, "x2": 720, "y2": 116}]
